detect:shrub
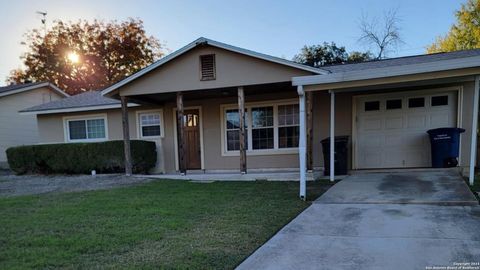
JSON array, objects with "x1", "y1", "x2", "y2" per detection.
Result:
[{"x1": 6, "y1": 140, "x2": 157, "y2": 175}]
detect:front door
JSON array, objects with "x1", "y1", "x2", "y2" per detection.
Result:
[{"x1": 179, "y1": 109, "x2": 201, "y2": 169}]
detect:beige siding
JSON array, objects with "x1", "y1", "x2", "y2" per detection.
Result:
[
  {"x1": 0, "y1": 87, "x2": 64, "y2": 166},
  {"x1": 36, "y1": 80, "x2": 478, "y2": 174},
  {"x1": 119, "y1": 46, "x2": 312, "y2": 96}
]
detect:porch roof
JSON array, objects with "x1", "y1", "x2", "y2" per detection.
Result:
[{"x1": 293, "y1": 49, "x2": 480, "y2": 90}]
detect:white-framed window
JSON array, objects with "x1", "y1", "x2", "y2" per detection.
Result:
[
  {"x1": 277, "y1": 104, "x2": 299, "y2": 148},
  {"x1": 137, "y1": 110, "x2": 164, "y2": 139},
  {"x1": 221, "y1": 100, "x2": 299, "y2": 155},
  {"x1": 139, "y1": 113, "x2": 161, "y2": 137},
  {"x1": 65, "y1": 116, "x2": 107, "y2": 142}
]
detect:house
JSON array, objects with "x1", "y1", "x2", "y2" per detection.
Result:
[
  {"x1": 0, "y1": 82, "x2": 68, "y2": 168},
  {"x1": 20, "y1": 38, "x2": 480, "y2": 196}
]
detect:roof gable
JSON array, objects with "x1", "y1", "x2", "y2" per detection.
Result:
[
  {"x1": 0, "y1": 82, "x2": 69, "y2": 98},
  {"x1": 102, "y1": 37, "x2": 326, "y2": 96}
]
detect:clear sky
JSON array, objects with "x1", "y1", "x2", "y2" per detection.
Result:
[{"x1": 0, "y1": 0, "x2": 464, "y2": 86}]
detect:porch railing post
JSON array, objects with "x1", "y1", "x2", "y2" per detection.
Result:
[
  {"x1": 238, "y1": 86, "x2": 247, "y2": 174},
  {"x1": 177, "y1": 92, "x2": 186, "y2": 175},
  {"x1": 121, "y1": 96, "x2": 132, "y2": 176},
  {"x1": 298, "y1": 85, "x2": 307, "y2": 200},
  {"x1": 329, "y1": 90, "x2": 335, "y2": 182},
  {"x1": 306, "y1": 91, "x2": 313, "y2": 171}
]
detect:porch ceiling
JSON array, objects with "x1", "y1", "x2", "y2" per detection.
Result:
[{"x1": 121, "y1": 81, "x2": 297, "y2": 106}]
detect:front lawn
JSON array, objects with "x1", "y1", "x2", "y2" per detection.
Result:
[{"x1": 0, "y1": 180, "x2": 330, "y2": 269}]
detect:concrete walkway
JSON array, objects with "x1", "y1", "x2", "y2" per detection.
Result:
[{"x1": 237, "y1": 170, "x2": 480, "y2": 270}]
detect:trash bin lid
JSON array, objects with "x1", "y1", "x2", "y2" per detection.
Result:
[
  {"x1": 321, "y1": 136, "x2": 349, "y2": 143},
  {"x1": 427, "y1": 127, "x2": 465, "y2": 135}
]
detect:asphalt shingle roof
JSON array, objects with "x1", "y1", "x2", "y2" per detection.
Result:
[
  {"x1": 0, "y1": 82, "x2": 46, "y2": 95},
  {"x1": 322, "y1": 49, "x2": 480, "y2": 73},
  {"x1": 21, "y1": 91, "x2": 120, "y2": 112},
  {"x1": 21, "y1": 48, "x2": 480, "y2": 113}
]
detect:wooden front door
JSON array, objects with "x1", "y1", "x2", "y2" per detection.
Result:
[{"x1": 179, "y1": 109, "x2": 202, "y2": 169}]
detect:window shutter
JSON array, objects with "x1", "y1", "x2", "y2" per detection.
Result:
[{"x1": 200, "y1": 54, "x2": 216, "y2": 80}]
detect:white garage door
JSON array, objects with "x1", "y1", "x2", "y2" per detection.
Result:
[{"x1": 355, "y1": 90, "x2": 458, "y2": 169}]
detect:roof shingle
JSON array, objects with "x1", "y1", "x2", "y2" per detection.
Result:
[
  {"x1": 322, "y1": 49, "x2": 480, "y2": 73},
  {"x1": 21, "y1": 91, "x2": 120, "y2": 112}
]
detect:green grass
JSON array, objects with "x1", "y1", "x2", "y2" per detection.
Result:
[
  {"x1": 470, "y1": 176, "x2": 480, "y2": 201},
  {"x1": 0, "y1": 180, "x2": 331, "y2": 269}
]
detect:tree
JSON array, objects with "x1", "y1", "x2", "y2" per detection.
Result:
[
  {"x1": 293, "y1": 42, "x2": 372, "y2": 67},
  {"x1": 358, "y1": 9, "x2": 404, "y2": 59},
  {"x1": 427, "y1": 0, "x2": 480, "y2": 53},
  {"x1": 7, "y1": 18, "x2": 163, "y2": 95},
  {"x1": 347, "y1": 51, "x2": 374, "y2": 63}
]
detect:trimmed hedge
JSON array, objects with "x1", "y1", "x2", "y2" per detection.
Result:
[{"x1": 6, "y1": 140, "x2": 157, "y2": 175}]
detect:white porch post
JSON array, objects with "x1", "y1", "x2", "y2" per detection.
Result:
[
  {"x1": 469, "y1": 75, "x2": 480, "y2": 185},
  {"x1": 298, "y1": 85, "x2": 307, "y2": 200},
  {"x1": 329, "y1": 90, "x2": 335, "y2": 182}
]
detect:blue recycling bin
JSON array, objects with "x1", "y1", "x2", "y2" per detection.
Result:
[{"x1": 427, "y1": 128, "x2": 465, "y2": 168}]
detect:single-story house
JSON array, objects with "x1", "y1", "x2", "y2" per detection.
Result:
[
  {"x1": 0, "y1": 82, "x2": 68, "y2": 168},
  {"x1": 20, "y1": 38, "x2": 480, "y2": 198}
]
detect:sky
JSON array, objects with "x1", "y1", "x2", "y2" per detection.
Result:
[{"x1": 0, "y1": 0, "x2": 465, "y2": 86}]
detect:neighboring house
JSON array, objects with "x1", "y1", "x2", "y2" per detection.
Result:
[
  {"x1": 0, "y1": 82, "x2": 68, "y2": 168},
  {"x1": 20, "y1": 38, "x2": 480, "y2": 189}
]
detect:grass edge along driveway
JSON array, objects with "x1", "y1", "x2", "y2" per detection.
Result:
[{"x1": 0, "y1": 179, "x2": 332, "y2": 269}]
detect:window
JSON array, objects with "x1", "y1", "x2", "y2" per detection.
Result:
[
  {"x1": 139, "y1": 112, "x2": 161, "y2": 137},
  {"x1": 431, "y1": 95, "x2": 448, "y2": 106},
  {"x1": 223, "y1": 101, "x2": 299, "y2": 154},
  {"x1": 200, "y1": 54, "x2": 216, "y2": 80},
  {"x1": 365, "y1": 101, "x2": 380, "y2": 111},
  {"x1": 225, "y1": 109, "x2": 247, "y2": 151},
  {"x1": 408, "y1": 97, "x2": 425, "y2": 108},
  {"x1": 251, "y1": 107, "x2": 274, "y2": 150},
  {"x1": 67, "y1": 118, "x2": 106, "y2": 141},
  {"x1": 278, "y1": 104, "x2": 299, "y2": 148},
  {"x1": 386, "y1": 99, "x2": 402, "y2": 110}
]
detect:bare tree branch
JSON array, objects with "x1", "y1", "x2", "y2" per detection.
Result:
[{"x1": 358, "y1": 9, "x2": 404, "y2": 59}]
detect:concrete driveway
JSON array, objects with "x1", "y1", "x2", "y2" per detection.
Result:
[{"x1": 237, "y1": 169, "x2": 480, "y2": 270}]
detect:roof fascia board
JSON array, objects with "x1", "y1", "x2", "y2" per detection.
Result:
[
  {"x1": 20, "y1": 103, "x2": 139, "y2": 115},
  {"x1": 292, "y1": 55, "x2": 480, "y2": 86}
]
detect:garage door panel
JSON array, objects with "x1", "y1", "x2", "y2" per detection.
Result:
[
  {"x1": 406, "y1": 114, "x2": 427, "y2": 129},
  {"x1": 430, "y1": 113, "x2": 451, "y2": 127},
  {"x1": 384, "y1": 134, "x2": 403, "y2": 147},
  {"x1": 385, "y1": 116, "x2": 403, "y2": 129},
  {"x1": 359, "y1": 134, "x2": 383, "y2": 148},
  {"x1": 360, "y1": 117, "x2": 383, "y2": 131},
  {"x1": 358, "y1": 151, "x2": 382, "y2": 169},
  {"x1": 355, "y1": 90, "x2": 457, "y2": 169}
]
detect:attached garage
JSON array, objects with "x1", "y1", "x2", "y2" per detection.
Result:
[{"x1": 354, "y1": 88, "x2": 459, "y2": 169}]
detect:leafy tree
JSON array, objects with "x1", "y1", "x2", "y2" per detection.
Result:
[
  {"x1": 293, "y1": 42, "x2": 372, "y2": 67},
  {"x1": 7, "y1": 18, "x2": 163, "y2": 95},
  {"x1": 427, "y1": 0, "x2": 480, "y2": 53},
  {"x1": 347, "y1": 51, "x2": 374, "y2": 63}
]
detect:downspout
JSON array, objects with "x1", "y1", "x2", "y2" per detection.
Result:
[
  {"x1": 298, "y1": 85, "x2": 307, "y2": 200},
  {"x1": 469, "y1": 75, "x2": 480, "y2": 185}
]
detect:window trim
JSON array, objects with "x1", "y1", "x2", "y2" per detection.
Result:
[
  {"x1": 63, "y1": 114, "x2": 108, "y2": 143},
  {"x1": 136, "y1": 109, "x2": 165, "y2": 139},
  {"x1": 220, "y1": 99, "x2": 299, "y2": 156}
]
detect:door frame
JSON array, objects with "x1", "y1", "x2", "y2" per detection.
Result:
[
  {"x1": 351, "y1": 86, "x2": 463, "y2": 169},
  {"x1": 173, "y1": 106, "x2": 205, "y2": 171}
]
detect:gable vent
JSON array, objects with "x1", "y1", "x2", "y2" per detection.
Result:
[{"x1": 200, "y1": 54, "x2": 216, "y2": 81}]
